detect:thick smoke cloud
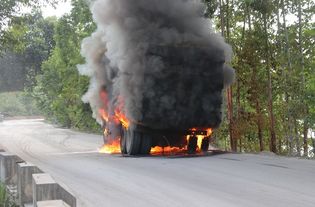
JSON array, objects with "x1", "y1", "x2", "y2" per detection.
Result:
[{"x1": 78, "y1": 0, "x2": 235, "y2": 129}]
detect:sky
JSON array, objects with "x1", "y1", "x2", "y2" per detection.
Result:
[
  {"x1": 41, "y1": 1, "x2": 72, "y2": 18},
  {"x1": 39, "y1": 1, "x2": 313, "y2": 26},
  {"x1": 40, "y1": 1, "x2": 306, "y2": 25}
]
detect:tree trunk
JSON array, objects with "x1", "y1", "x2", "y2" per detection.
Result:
[
  {"x1": 281, "y1": 0, "x2": 294, "y2": 157},
  {"x1": 298, "y1": 0, "x2": 308, "y2": 157},
  {"x1": 227, "y1": 87, "x2": 236, "y2": 151},
  {"x1": 256, "y1": 100, "x2": 264, "y2": 151},
  {"x1": 219, "y1": 0, "x2": 236, "y2": 152},
  {"x1": 294, "y1": 120, "x2": 301, "y2": 156},
  {"x1": 263, "y1": 13, "x2": 277, "y2": 153},
  {"x1": 303, "y1": 121, "x2": 308, "y2": 156},
  {"x1": 237, "y1": 1, "x2": 248, "y2": 153}
]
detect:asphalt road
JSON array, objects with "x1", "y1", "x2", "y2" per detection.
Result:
[{"x1": 0, "y1": 119, "x2": 314, "y2": 207}]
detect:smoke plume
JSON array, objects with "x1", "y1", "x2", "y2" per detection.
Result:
[{"x1": 78, "y1": 0, "x2": 235, "y2": 130}]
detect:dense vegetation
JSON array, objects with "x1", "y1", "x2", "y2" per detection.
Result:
[
  {"x1": 0, "y1": 0, "x2": 314, "y2": 156},
  {"x1": 0, "y1": 92, "x2": 40, "y2": 116}
]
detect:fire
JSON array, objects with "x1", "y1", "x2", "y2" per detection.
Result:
[
  {"x1": 151, "y1": 128, "x2": 213, "y2": 154},
  {"x1": 99, "y1": 108, "x2": 109, "y2": 122},
  {"x1": 150, "y1": 146, "x2": 186, "y2": 155},
  {"x1": 99, "y1": 87, "x2": 214, "y2": 155},
  {"x1": 98, "y1": 90, "x2": 129, "y2": 154},
  {"x1": 99, "y1": 139, "x2": 121, "y2": 154},
  {"x1": 186, "y1": 128, "x2": 213, "y2": 152},
  {"x1": 114, "y1": 96, "x2": 130, "y2": 129},
  {"x1": 114, "y1": 109, "x2": 129, "y2": 128}
]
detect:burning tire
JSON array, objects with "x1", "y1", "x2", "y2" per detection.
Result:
[
  {"x1": 201, "y1": 137, "x2": 210, "y2": 152},
  {"x1": 187, "y1": 136, "x2": 198, "y2": 154}
]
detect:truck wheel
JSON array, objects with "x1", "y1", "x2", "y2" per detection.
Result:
[
  {"x1": 139, "y1": 133, "x2": 152, "y2": 155},
  {"x1": 201, "y1": 137, "x2": 210, "y2": 152},
  {"x1": 187, "y1": 136, "x2": 197, "y2": 154},
  {"x1": 120, "y1": 127, "x2": 127, "y2": 154},
  {"x1": 126, "y1": 129, "x2": 141, "y2": 155}
]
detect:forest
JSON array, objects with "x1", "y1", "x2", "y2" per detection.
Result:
[{"x1": 0, "y1": 0, "x2": 314, "y2": 157}]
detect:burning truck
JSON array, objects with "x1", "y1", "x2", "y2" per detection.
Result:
[{"x1": 78, "y1": 0, "x2": 235, "y2": 155}]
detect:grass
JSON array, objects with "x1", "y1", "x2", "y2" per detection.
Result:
[
  {"x1": 0, "y1": 183, "x2": 6, "y2": 206},
  {"x1": 0, "y1": 183, "x2": 18, "y2": 207}
]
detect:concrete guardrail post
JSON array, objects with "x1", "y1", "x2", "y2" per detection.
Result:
[
  {"x1": 37, "y1": 200, "x2": 71, "y2": 207},
  {"x1": 17, "y1": 162, "x2": 43, "y2": 206},
  {"x1": 32, "y1": 173, "x2": 76, "y2": 207},
  {"x1": 0, "y1": 152, "x2": 23, "y2": 185}
]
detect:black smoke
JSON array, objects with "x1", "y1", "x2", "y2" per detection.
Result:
[{"x1": 78, "y1": 0, "x2": 235, "y2": 130}]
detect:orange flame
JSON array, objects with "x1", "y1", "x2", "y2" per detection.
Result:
[
  {"x1": 186, "y1": 128, "x2": 213, "y2": 152},
  {"x1": 114, "y1": 96, "x2": 129, "y2": 129},
  {"x1": 150, "y1": 146, "x2": 186, "y2": 155},
  {"x1": 99, "y1": 108, "x2": 109, "y2": 122},
  {"x1": 114, "y1": 109, "x2": 129, "y2": 128},
  {"x1": 99, "y1": 139, "x2": 121, "y2": 154},
  {"x1": 151, "y1": 128, "x2": 213, "y2": 154},
  {"x1": 99, "y1": 88, "x2": 214, "y2": 155}
]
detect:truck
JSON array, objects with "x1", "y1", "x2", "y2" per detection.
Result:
[{"x1": 102, "y1": 44, "x2": 226, "y2": 155}]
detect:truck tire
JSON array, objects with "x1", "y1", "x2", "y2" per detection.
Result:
[
  {"x1": 201, "y1": 137, "x2": 210, "y2": 152},
  {"x1": 120, "y1": 127, "x2": 127, "y2": 154},
  {"x1": 187, "y1": 136, "x2": 197, "y2": 154},
  {"x1": 139, "y1": 133, "x2": 152, "y2": 155},
  {"x1": 126, "y1": 129, "x2": 141, "y2": 155}
]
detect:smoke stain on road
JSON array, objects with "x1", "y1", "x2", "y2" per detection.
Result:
[{"x1": 261, "y1": 163, "x2": 289, "y2": 169}]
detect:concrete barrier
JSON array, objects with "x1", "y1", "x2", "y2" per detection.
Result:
[
  {"x1": 17, "y1": 162, "x2": 43, "y2": 206},
  {"x1": 32, "y1": 173, "x2": 59, "y2": 207},
  {"x1": 57, "y1": 185, "x2": 76, "y2": 207},
  {"x1": 32, "y1": 173, "x2": 76, "y2": 207},
  {"x1": 37, "y1": 200, "x2": 70, "y2": 207},
  {"x1": 0, "y1": 150, "x2": 77, "y2": 207},
  {"x1": 0, "y1": 152, "x2": 23, "y2": 185}
]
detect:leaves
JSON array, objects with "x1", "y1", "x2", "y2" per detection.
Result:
[{"x1": 32, "y1": 0, "x2": 99, "y2": 131}]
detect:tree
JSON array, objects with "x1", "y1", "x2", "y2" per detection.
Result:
[
  {"x1": 1, "y1": 12, "x2": 56, "y2": 91},
  {"x1": 33, "y1": 0, "x2": 99, "y2": 131},
  {"x1": 203, "y1": 0, "x2": 314, "y2": 157},
  {"x1": 0, "y1": 0, "x2": 57, "y2": 51}
]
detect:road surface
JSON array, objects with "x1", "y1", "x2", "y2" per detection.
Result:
[{"x1": 0, "y1": 119, "x2": 314, "y2": 207}]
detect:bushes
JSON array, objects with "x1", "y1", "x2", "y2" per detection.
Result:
[
  {"x1": 32, "y1": 0, "x2": 100, "y2": 132},
  {"x1": 0, "y1": 92, "x2": 40, "y2": 117}
]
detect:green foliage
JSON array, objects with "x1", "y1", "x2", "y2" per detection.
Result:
[
  {"x1": 203, "y1": 0, "x2": 218, "y2": 18},
  {"x1": 206, "y1": 0, "x2": 315, "y2": 156},
  {"x1": 0, "y1": 182, "x2": 6, "y2": 205},
  {"x1": 33, "y1": 0, "x2": 100, "y2": 132},
  {"x1": 0, "y1": 182, "x2": 18, "y2": 207},
  {"x1": 0, "y1": 12, "x2": 56, "y2": 92},
  {"x1": 0, "y1": 0, "x2": 57, "y2": 51},
  {"x1": 249, "y1": 0, "x2": 273, "y2": 15},
  {"x1": 0, "y1": 92, "x2": 40, "y2": 116},
  {"x1": 1, "y1": 0, "x2": 314, "y2": 155}
]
